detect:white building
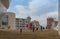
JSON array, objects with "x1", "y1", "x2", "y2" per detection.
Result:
[
  {"x1": 31, "y1": 20, "x2": 40, "y2": 30},
  {"x1": 51, "y1": 21, "x2": 58, "y2": 29},
  {"x1": 16, "y1": 16, "x2": 31, "y2": 30}
]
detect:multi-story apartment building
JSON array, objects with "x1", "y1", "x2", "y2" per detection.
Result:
[
  {"x1": 47, "y1": 17, "x2": 54, "y2": 29},
  {"x1": 51, "y1": 21, "x2": 58, "y2": 29},
  {"x1": 47, "y1": 17, "x2": 58, "y2": 29},
  {"x1": 16, "y1": 16, "x2": 31, "y2": 30}
]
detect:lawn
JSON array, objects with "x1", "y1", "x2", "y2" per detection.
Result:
[{"x1": 0, "y1": 30, "x2": 60, "y2": 39}]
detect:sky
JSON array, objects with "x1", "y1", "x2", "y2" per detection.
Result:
[{"x1": 7, "y1": 0, "x2": 58, "y2": 27}]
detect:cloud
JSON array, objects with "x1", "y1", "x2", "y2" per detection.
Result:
[
  {"x1": 28, "y1": 0, "x2": 58, "y2": 15},
  {"x1": 13, "y1": 0, "x2": 58, "y2": 17},
  {"x1": 39, "y1": 11, "x2": 58, "y2": 26},
  {"x1": 29, "y1": 11, "x2": 58, "y2": 27},
  {"x1": 14, "y1": 5, "x2": 29, "y2": 18},
  {"x1": 14, "y1": 6, "x2": 58, "y2": 26},
  {"x1": 8, "y1": 0, "x2": 58, "y2": 26}
]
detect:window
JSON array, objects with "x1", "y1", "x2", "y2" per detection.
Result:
[
  {"x1": 16, "y1": 26, "x2": 19, "y2": 27},
  {"x1": 2, "y1": 15, "x2": 8, "y2": 25}
]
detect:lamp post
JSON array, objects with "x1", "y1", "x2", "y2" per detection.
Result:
[{"x1": 58, "y1": 0, "x2": 60, "y2": 35}]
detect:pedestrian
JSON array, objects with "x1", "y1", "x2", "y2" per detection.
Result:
[
  {"x1": 32, "y1": 26, "x2": 35, "y2": 32},
  {"x1": 20, "y1": 27, "x2": 23, "y2": 34},
  {"x1": 43, "y1": 27, "x2": 44, "y2": 30},
  {"x1": 20, "y1": 29, "x2": 22, "y2": 32},
  {"x1": 36, "y1": 28, "x2": 38, "y2": 31},
  {"x1": 20, "y1": 29, "x2": 22, "y2": 35},
  {"x1": 46, "y1": 27, "x2": 47, "y2": 29},
  {"x1": 36, "y1": 26, "x2": 38, "y2": 31},
  {"x1": 41, "y1": 26, "x2": 43, "y2": 31}
]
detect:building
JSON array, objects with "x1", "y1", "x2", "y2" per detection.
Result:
[
  {"x1": 0, "y1": 12, "x2": 16, "y2": 30},
  {"x1": 47, "y1": 17, "x2": 58, "y2": 29},
  {"x1": 28, "y1": 20, "x2": 40, "y2": 30},
  {"x1": 28, "y1": 22, "x2": 32, "y2": 30},
  {"x1": 53, "y1": 21, "x2": 58, "y2": 27},
  {"x1": 0, "y1": 0, "x2": 16, "y2": 30},
  {"x1": 47, "y1": 17, "x2": 54, "y2": 29},
  {"x1": 51, "y1": 21, "x2": 58, "y2": 29},
  {"x1": 16, "y1": 16, "x2": 31, "y2": 30}
]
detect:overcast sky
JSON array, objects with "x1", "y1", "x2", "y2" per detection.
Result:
[{"x1": 8, "y1": 0, "x2": 58, "y2": 27}]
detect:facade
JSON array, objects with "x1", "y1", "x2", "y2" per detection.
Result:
[
  {"x1": 51, "y1": 21, "x2": 58, "y2": 29},
  {"x1": 0, "y1": 12, "x2": 16, "y2": 30},
  {"x1": 28, "y1": 20, "x2": 40, "y2": 30},
  {"x1": 28, "y1": 22, "x2": 32, "y2": 30},
  {"x1": 16, "y1": 17, "x2": 31, "y2": 30},
  {"x1": 47, "y1": 17, "x2": 58, "y2": 29},
  {"x1": 47, "y1": 17, "x2": 54, "y2": 29}
]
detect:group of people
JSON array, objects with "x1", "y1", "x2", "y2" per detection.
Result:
[
  {"x1": 20, "y1": 26, "x2": 39, "y2": 33},
  {"x1": 40, "y1": 26, "x2": 45, "y2": 31},
  {"x1": 19, "y1": 26, "x2": 46, "y2": 33}
]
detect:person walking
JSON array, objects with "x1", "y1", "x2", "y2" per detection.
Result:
[
  {"x1": 41, "y1": 26, "x2": 43, "y2": 31},
  {"x1": 36, "y1": 26, "x2": 38, "y2": 31},
  {"x1": 20, "y1": 27, "x2": 23, "y2": 34},
  {"x1": 32, "y1": 26, "x2": 35, "y2": 32}
]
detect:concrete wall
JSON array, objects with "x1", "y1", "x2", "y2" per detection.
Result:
[
  {"x1": 6, "y1": 12, "x2": 16, "y2": 30},
  {"x1": 0, "y1": 12, "x2": 16, "y2": 30}
]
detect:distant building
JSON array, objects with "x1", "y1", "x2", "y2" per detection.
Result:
[
  {"x1": 0, "y1": 12, "x2": 16, "y2": 30},
  {"x1": 28, "y1": 22, "x2": 32, "y2": 30},
  {"x1": 16, "y1": 16, "x2": 31, "y2": 30},
  {"x1": 47, "y1": 17, "x2": 58, "y2": 29},
  {"x1": 28, "y1": 20, "x2": 40, "y2": 30},
  {"x1": 54, "y1": 21, "x2": 58, "y2": 27},
  {"x1": 47, "y1": 17, "x2": 54, "y2": 29},
  {"x1": 51, "y1": 21, "x2": 58, "y2": 29}
]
